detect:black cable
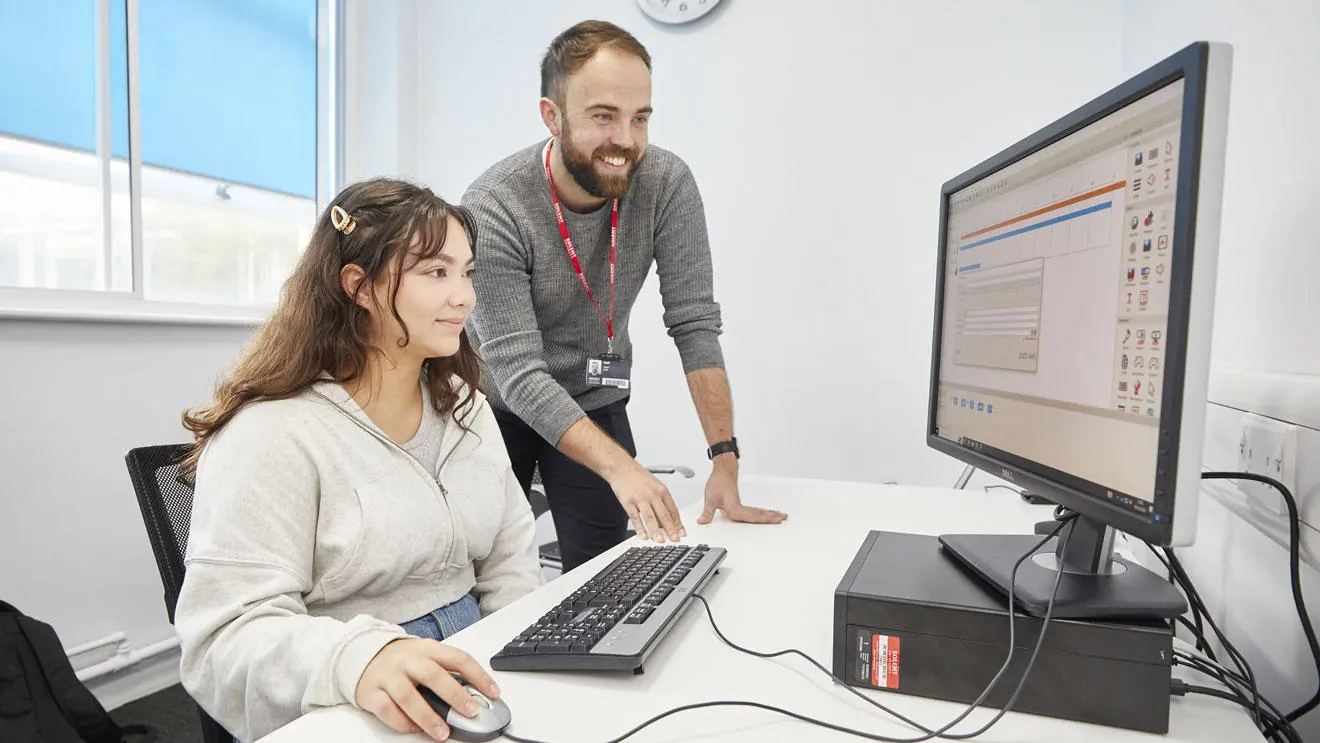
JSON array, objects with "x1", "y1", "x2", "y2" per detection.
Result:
[
  {"x1": 1162, "y1": 545, "x2": 1262, "y2": 725},
  {"x1": 504, "y1": 699, "x2": 943, "y2": 743},
  {"x1": 1173, "y1": 651, "x2": 1300, "y2": 743},
  {"x1": 1140, "y1": 531, "x2": 1269, "y2": 732},
  {"x1": 1175, "y1": 616, "x2": 1204, "y2": 647},
  {"x1": 1171, "y1": 681, "x2": 1297, "y2": 743},
  {"x1": 1186, "y1": 587, "x2": 1212, "y2": 658},
  {"x1": 1202, "y1": 471, "x2": 1320, "y2": 729},
  {"x1": 1147, "y1": 544, "x2": 1215, "y2": 660},
  {"x1": 1153, "y1": 536, "x2": 1257, "y2": 719},
  {"x1": 687, "y1": 597, "x2": 936, "y2": 737},
  {"x1": 939, "y1": 516, "x2": 1075, "y2": 739},
  {"x1": 1164, "y1": 555, "x2": 1211, "y2": 659},
  {"x1": 695, "y1": 516, "x2": 1074, "y2": 741},
  {"x1": 502, "y1": 517, "x2": 1076, "y2": 743},
  {"x1": 1180, "y1": 682, "x2": 1255, "y2": 706},
  {"x1": 1174, "y1": 653, "x2": 1298, "y2": 743},
  {"x1": 1172, "y1": 657, "x2": 1293, "y2": 739},
  {"x1": 1174, "y1": 681, "x2": 1269, "y2": 719}
]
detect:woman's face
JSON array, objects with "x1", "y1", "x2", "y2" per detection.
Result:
[{"x1": 365, "y1": 216, "x2": 476, "y2": 361}]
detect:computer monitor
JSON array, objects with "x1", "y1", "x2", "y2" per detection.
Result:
[{"x1": 927, "y1": 42, "x2": 1232, "y2": 620}]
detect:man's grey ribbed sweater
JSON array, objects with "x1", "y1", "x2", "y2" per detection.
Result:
[{"x1": 462, "y1": 140, "x2": 724, "y2": 446}]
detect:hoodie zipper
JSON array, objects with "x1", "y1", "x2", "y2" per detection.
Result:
[
  {"x1": 312, "y1": 387, "x2": 472, "y2": 484},
  {"x1": 311, "y1": 387, "x2": 477, "y2": 565}
]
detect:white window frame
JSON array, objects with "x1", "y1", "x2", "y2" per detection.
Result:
[{"x1": 0, "y1": 0, "x2": 343, "y2": 326}]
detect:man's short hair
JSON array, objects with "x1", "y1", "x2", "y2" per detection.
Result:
[{"x1": 540, "y1": 21, "x2": 652, "y2": 104}]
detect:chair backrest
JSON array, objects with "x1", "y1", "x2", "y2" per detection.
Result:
[
  {"x1": 124, "y1": 444, "x2": 195, "y2": 625},
  {"x1": 124, "y1": 443, "x2": 236, "y2": 743}
]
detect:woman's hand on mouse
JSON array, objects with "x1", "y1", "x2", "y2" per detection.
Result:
[{"x1": 355, "y1": 638, "x2": 501, "y2": 741}]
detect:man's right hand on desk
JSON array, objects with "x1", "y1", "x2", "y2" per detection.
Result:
[
  {"x1": 355, "y1": 638, "x2": 500, "y2": 741},
  {"x1": 558, "y1": 416, "x2": 686, "y2": 543},
  {"x1": 608, "y1": 462, "x2": 686, "y2": 543}
]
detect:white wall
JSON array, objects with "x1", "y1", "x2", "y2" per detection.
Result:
[
  {"x1": 1122, "y1": 0, "x2": 1320, "y2": 379},
  {"x1": 0, "y1": 319, "x2": 252, "y2": 707},
  {"x1": 411, "y1": 0, "x2": 1126, "y2": 489},
  {"x1": 1121, "y1": 1, "x2": 1320, "y2": 739}
]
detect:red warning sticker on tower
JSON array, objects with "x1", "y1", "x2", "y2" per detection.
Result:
[{"x1": 870, "y1": 634, "x2": 900, "y2": 689}]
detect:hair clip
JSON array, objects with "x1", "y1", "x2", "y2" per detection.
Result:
[{"x1": 330, "y1": 205, "x2": 357, "y2": 235}]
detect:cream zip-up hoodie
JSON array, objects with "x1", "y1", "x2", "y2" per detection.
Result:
[{"x1": 174, "y1": 379, "x2": 541, "y2": 742}]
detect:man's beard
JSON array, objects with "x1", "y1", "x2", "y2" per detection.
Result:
[{"x1": 560, "y1": 124, "x2": 643, "y2": 201}]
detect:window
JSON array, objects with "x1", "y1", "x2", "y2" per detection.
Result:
[{"x1": 0, "y1": 0, "x2": 341, "y2": 321}]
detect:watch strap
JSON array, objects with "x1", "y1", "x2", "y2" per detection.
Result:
[{"x1": 707, "y1": 437, "x2": 739, "y2": 460}]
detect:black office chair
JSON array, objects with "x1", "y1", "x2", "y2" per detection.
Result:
[
  {"x1": 527, "y1": 464, "x2": 696, "y2": 573},
  {"x1": 124, "y1": 444, "x2": 235, "y2": 743}
]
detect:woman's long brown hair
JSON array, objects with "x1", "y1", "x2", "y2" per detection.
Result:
[{"x1": 181, "y1": 177, "x2": 482, "y2": 477}]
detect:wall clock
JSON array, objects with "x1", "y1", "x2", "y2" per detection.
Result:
[{"x1": 636, "y1": 0, "x2": 722, "y2": 25}]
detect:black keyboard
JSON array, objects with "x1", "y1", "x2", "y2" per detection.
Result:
[{"x1": 490, "y1": 544, "x2": 726, "y2": 672}]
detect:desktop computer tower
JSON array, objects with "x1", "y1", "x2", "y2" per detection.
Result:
[{"x1": 832, "y1": 530, "x2": 1174, "y2": 734}]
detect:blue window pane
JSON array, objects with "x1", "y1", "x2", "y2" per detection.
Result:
[
  {"x1": 0, "y1": 0, "x2": 316, "y2": 199},
  {"x1": 137, "y1": 0, "x2": 317, "y2": 198},
  {"x1": 0, "y1": 1, "x2": 119, "y2": 152}
]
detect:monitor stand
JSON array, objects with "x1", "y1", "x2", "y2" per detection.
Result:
[{"x1": 938, "y1": 516, "x2": 1187, "y2": 620}]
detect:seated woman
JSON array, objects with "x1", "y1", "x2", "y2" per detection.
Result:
[{"x1": 174, "y1": 178, "x2": 541, "y2": 743}]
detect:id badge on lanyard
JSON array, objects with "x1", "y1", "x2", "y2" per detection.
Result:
[
  {"x1": 585, "y1": 353, "x2": 631, "y2": 389},
  {"x1": 544, "y1": 140, "x2": 633, "y2": 391}
]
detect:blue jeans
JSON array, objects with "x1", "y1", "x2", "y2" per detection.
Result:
[{"x1": 400, "y1": 594, "x2": 482, "y2": 640}]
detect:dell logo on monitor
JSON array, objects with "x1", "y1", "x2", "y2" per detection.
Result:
[{"x1": 1001, "y1": 469, "x2": 1015, "y2": 482}]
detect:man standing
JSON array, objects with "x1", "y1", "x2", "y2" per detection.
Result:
[{"x1": 463, "y1": 21, "x2": 785, "y2": 573}]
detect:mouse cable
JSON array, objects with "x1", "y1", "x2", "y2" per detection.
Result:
[{"x1": 501, "y1": 516, "x2": 1075, "y2": 743}]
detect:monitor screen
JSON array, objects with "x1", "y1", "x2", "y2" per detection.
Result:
[{"x1": 933, "y1": 79, "x2": 1185, "y2": 516}]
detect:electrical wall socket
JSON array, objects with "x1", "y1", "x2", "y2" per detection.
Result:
[
  {"x1": 1236, "y1": 412, "x2": 1299, "y2": 517},
  {"x1": 1201, "y1": 372, "x2": 1320, "y2": 564}
]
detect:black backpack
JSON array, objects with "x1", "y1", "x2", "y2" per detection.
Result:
[{"x1": 0, "y1": 601, "x2": 156, "y2": 743}]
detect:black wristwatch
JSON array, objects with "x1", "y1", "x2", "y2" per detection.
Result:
[{"x1": 707, "y1": 437, "x2": 739, "y2": 460}]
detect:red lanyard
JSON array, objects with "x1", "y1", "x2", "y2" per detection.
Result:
[{"x1": 545, "y1": 140, "x2": 618, "y2": 352}]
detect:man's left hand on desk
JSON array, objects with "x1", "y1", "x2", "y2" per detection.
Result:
[{"x1": 698, "y1": 466, "x2": 788, "y2": 525}]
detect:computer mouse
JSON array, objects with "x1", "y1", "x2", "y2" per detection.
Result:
[{"x1": 417, "y1": 679, "x2": 511, "y2": 742}]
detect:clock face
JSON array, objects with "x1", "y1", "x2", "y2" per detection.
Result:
[{"x1": 636, "y1": 0, "x2": 721, "y2": 25}]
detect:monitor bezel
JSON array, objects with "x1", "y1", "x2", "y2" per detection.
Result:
[{"x1": 927, "y1": 41, "x2": 1220, "y2": 546}]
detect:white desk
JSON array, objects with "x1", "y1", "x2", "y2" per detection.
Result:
[{"x1": 260, "y1": 476, "x2": 1262, "y2": 742}]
